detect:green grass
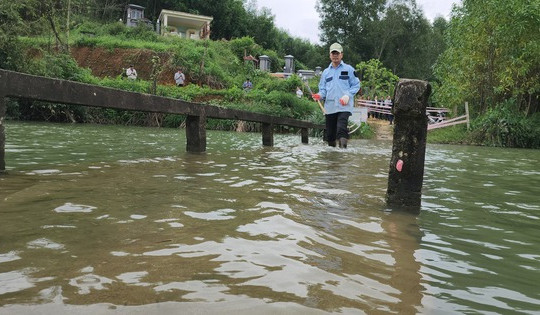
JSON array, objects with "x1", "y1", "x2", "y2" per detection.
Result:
[
  {"x1": 427, "y1": 124, "x2": 470, "y2": 144},
  {"x1": 20, "y1": 35, "x2": 175, "y2": 52}
]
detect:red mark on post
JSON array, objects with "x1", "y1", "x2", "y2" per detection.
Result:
[{"x1": 396, "y1": 159, "x2": 403, "y2": 172}]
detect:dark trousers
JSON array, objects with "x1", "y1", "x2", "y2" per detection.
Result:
[{"x1": 325, "y1": 112, "x2": 351, "y2": 143}]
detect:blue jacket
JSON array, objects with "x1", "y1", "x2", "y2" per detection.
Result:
[{"x1": 318, "y1": 61, "x2": 361, "y2": 114}]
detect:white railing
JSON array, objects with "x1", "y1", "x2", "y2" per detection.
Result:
[
  {"x1": 427, "y1": 102, "x2": 470, "y2": 131},
  {"x1": 355, "y1": 99, "x2": 470, "y2": 131},
  {"x1": 357, "y1": 100, "x2": 393, "y2": 116}
]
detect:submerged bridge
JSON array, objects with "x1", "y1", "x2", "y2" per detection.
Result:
[
  {"x1": 0, "y1": 69, "x2": 324, "y2": 172},
  {"x1": 0, "y1": 69, "x2": 433, "y2": 212}
]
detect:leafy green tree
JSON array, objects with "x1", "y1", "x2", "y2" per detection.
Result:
[
  {"x1": 86, "y1": 0, "x2": 124, "y2": 21},
  {"x1": 317, "y1": 0, "x2": 386, "y2": 65},
  {"x1": 356, "y1": 59, "x2": 399, "y2": 97},
  {"x1": 434, "y1": 0, "x2": 539, "y2": 115},
  {"x1": 0, "y1": 1, "x2": 29, "y2": 70},
  {"x1": 376, "y1": 2, "x2": 435, "y2": 80},
  {"x1": 244, "y1": 4, "x2": 281, "y2": 50},
  {"x1": 317, "y1": 0, "x2": 448, "y2": 80}
]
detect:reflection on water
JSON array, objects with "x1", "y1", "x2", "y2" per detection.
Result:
[{"x1": 0, "y1": 121, "x2": 539, "y2": 314}]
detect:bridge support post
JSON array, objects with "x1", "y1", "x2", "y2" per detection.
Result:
[
  {"x1": 301, "y1": 128, "x2": 308, "y2": 144},
  {"x1": 262, "y1": 122, "x2": 274, "y2": 146},
  {"x1": 186, "y1": 114, "x2": 206, "y2": 153},
  {"x1": 0, "y1": 94, "x2": 5, "y2": 173},
  {"x1": 386, "y1": 79, "x2": 431, "y2": 213}
]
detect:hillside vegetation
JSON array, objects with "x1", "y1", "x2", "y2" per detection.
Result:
[{"x1": 6, "y1": 23, "x2": 334, "y2": 135}]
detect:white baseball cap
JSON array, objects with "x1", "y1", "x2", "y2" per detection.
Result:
[{"x1": 330, "y1": 43, "x2": 343, "y2": 53}]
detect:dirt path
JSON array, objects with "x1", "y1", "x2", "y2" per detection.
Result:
[{"x1": 367, "y1": 118, "x2": 394, "y2": 140}]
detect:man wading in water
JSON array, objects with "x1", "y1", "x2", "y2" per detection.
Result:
[{"x1": 312, "y1": 43, "x2": 360, "y2": 148}]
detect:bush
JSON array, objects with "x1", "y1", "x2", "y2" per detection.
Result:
[
  {"x1": 171, "y1": 39, "x2": 243, "y2": 89},
  {"x1": 102, "y1": 22, "x2": 126, "y2": 36},
  {"x1": 228, "y1": 37, "x2": 264, "y2": 60},
  {"x1": 350, "y1": 122, "x2": 376, "y2": 139},
  {"x1": 0, "y1": 36, "x2": 26, "y2": 71},
  {"x1": 127, "y1": 23, "x2": 158, "y2": 42},
  {"x1": 29, "y1": 52, "x2": 95, "y2": 82},
  {"x1": 470, "y1": 100, "x2": 540, "y2": 148}
]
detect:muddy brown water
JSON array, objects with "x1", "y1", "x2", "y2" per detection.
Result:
[{"x1": 1, "y1": 121, "x2": 538, "y2": 314}]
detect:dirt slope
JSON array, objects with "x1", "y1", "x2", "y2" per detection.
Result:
[{"x1": 70, "y1": 47, "x2": 178, "y2": 85}]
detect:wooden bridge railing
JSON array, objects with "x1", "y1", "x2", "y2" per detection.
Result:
[{"x1": 0, "y1": 69, "x2": 324, "y2": 172}]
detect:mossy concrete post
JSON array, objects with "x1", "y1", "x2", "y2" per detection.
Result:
[
  {"x1": 0, "y1": 94, "x2": 5, "y2": 173},
  {"x1": 301, "y1": 128, "x2": 308, "y2": 144},
  {"x1": 386, "y1": 79, "x2": 431, "y2": 213},
  {"x1": 262, "y1": 122, "x2": 274, "y2": 146},
  {"x1": 186, "y1": 114, "x2": 206, "y2": 153}
]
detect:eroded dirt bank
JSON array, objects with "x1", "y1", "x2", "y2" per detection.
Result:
[{"x1": 70, "y1": 46, "x2": 178, "y2": 85}]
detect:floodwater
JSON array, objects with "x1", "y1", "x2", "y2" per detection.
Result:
[{"x1": 0, "y1": 121, "x2": 539, "y2": 314}]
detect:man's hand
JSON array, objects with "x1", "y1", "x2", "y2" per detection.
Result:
[
  {"x1": 339, "y1": 95, "x2": 350, "y2": 105},
  {"x1": 312, "y1": 93, "x2": 321, "y2": 101}
]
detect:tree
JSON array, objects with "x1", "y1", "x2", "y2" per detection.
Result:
[
  {"x1": 317, "y1": 0, "x2": 386, "y2": 65},
  {"x1": 375, "y1": 1, "x2": 435, "y2": 80},
  {"x1": 0, "y1": 1, "x2": 39, "y2": 70},
  {"x1": 434, "y1": 0, "x2": 540, "y2": 115},
  {"x1": 316, "y1": 0, "x2": 447, "y2": 80},
  {"x1": 356, "y1": 59, "x2": 399, "y2": 98},
  {"x1": 244, "y1": 4, "x2": 280, "y2": 50}
]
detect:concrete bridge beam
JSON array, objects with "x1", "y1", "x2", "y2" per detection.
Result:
[
  {"x1": 0, "y1": 94, "x2": 5, "y2": 173},
  {"x1": 0, "y1": 69, "x2": 324, "y2": 170},
  {"x1": 262, "y1": 122, "x2": 274, "y2": 146},
  {"x1": 186, "y1": 114, "x2": 207, "y2": 153}
]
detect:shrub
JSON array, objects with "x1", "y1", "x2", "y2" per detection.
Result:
[
  {"x1": 127, "y1": 23, "x2": 158, "y2": 42},
  {"x1": 102, "y1": 22, "x2": 126, "y2": 36},
  {"x1": 350, "y1": 122, "x2": 375, "y2": 139},
  {"x1": 470, "y1": 100, "x2": 539, "y2": 148},
  {"x1": 29, "y1": 53, "x2": 94, "y2": 82},
  {"x1": 0, "y1": 37, "x2": 26, "y2": 71}
]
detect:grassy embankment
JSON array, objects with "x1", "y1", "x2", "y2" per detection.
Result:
[{"x1": 12, "y1": 22, "x2": 342, "y2": 136}]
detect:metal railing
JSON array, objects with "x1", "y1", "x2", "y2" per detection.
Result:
[{"x1": 357, "y1": 98, "x2": 469, "y2": 131}]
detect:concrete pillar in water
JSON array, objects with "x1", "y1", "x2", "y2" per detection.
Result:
[
  {"x1": 386, "y1": 79, "x2": 431, "y2": 212},
  {"x1": 0, "y1": 94, "x2": 5, "y2": 173},
  {"x1": 262, "y1": 122, "x2": 274, "y2": 146},
  {"x1": 186, "y1": 114, "x2": 206, "y2": 153},
  {"x1": 301, "y1": 128, "x2": 308, "y2": 144}
]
